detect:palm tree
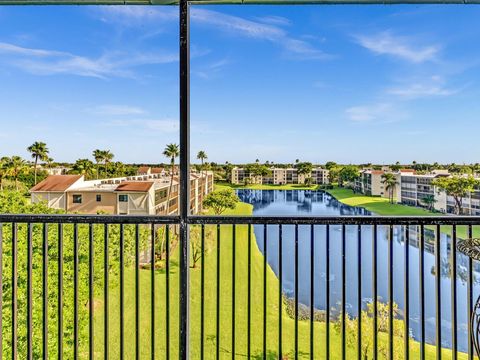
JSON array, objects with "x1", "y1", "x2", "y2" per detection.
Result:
[
  {"x1": 27, "y1": 141, "x2": 49, "y2": 185},
  {"x1": 72, "y1": 159, "x2": 95, "y2": 178},
  {"x1": 381, "y1": 173, "x2": 397, "y2": 204},
  {"x1": 7, "y1": 156, "x2": 28, "y2": 191},
  {"x1": 45, "y1": 157, "x2": 54, "y2": 169},
  {"x1": 197, "y1": 150, "x2": 208, "y2": 179},
  {"x1": 103, "y1": 150, "x2": 114, "y2": 178},
  {"x1": 422, "y1": 194, "x2": 436, "y2": 211},
  {"x1": 92, "y1": 149, "x2": 104, "y2": 179},
  {"x1": 163, "y1": 144, "x2": 180, "y2": 215},
  {"x1": 0, "y1": 157, "x2": 9, "y2": 191}
]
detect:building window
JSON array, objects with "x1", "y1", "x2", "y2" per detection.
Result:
[
  {"x1": 96, "y1": 194, "x2": 102, "y2": 202},
  {"x1": 73, "y1": 195, "x2": 82, "y2": 204},
  {"x1": 119, "y1": 194, "x2": 128, "y2": 202}
]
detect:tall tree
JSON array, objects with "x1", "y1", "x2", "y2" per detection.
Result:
[
  {"x1": 381, "y1": 173, "x2": 397, "y2": 204},
  {"x1": 92, "y1": 149, "x2": 104, "y2": 179},
  {"x1": 103, "y1": 150, "x2": 114, "y2": 177},
  {"x1": 197, "y1": 150, "x2": 208, "y2": 180},
  {"x1": 7, "y1": 156, "x2": 28, "y2": 191},
  {"x1": 0, "y1": 157, "x2": 9, "y2": 191},
  {"x1": 163, "y1": 143, "x2": 180, "y2": 215},
  {"x1": 27, "y1": 141, "x2": 49, "y2": 185},
  {"x1": 338, "y1": 165, "x2": 360, "y2": 187},
  {"x1": 296, "y1": 162, "x2": 313, "y2": 184},
  {"x1": 72, "y1": 159, "x2": 95, "y2": 178},
  {"x1": 432, "y1": 176, "x2": 480, "y2": 215}
]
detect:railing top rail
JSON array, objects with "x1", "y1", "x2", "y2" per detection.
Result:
[
  {"x1": 0, "y1": 214, "x2": 181, "y2": 224},
  {"x1": 1, "y1": 213, "x2": 480, "y2": 226}
]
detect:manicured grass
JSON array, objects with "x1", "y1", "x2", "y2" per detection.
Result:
[
  {"x1": 91, "y1": 191, "x2": 465, "y2": 359},
  {"x1": 324, "y1": 186, "x2": 479, "y2": 239}
]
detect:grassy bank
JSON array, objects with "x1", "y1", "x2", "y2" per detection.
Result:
[{"x1": 90, "y1": 187, "x2": 462, "y2": 359}]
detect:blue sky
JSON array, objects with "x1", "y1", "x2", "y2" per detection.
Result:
[{"x1": 0, "y1": 5, "x2": 479, "y2": 164}]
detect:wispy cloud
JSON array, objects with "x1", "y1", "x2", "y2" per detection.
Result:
[
  {"x1": 0, "y1": 41, "x2": 178, "y2": 79},
  {"x1": 345, "y1": 102, "x2": 401, "y2": 123},
  {"x1": 387, "y1": 75, "x2": 462, "y2": 99},
  {"x1": 191, "y1": 8, "x2": 331, "y2": 60},
  {"x1": 94, "y1": 6, "x2": 331, "y2": 61},
  {"x1": 354, "y1": 31, "x2": 440, "y2": 63},
  {"x1": 104, "y1": 118, "x2": 179, "y2": 133},
  {"x1": 89, "y1": 105, "x2": 147, "y2": 116}
]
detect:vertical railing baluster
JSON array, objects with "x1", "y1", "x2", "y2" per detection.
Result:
[
  {"x1": 278, "y1": 224, "x2": 283, "y2": 360},
  {"x1": 27, "y1": 223, "x2": 33, "y2": 360},
  {"x1": 119, "y1": 224, "x2": 125, "y2": 360},
  {"x1": 435, "y1": 224, "x2": 441, "y2": 360},
  {"x1": 326, "y1": 224, "x2": 330, "y2": 360},
  {"x1": 357, "y1": 225, "x2": 362, "y2": 360},
  {"x1": 89, "y1": 224, "x2": 94, "y2": 360},
  {"x1": 104, "y1": 224, "x2": 109, "y2": 360},
  {"x1": 58, "y1": 223, "x2": 63, "y2": 360},
  {"x1": 372, "y1": 224, "x2": 378, "y2": 360},
  {"x1": 263, "y1": 224, "x2": 267, "y2": 360},
  {"x1": 310, "y1": 224, "x2": 315, "y2": 360},
  {"x1": 404, "y1": 225, "x2": 410, "y2": 360},
  {"x1": 73, "y1": 223, "x2": 79, "y2": 360},
  {"x1": 388, "y1": 225, "x2": 394, "y2": 360},
  {"x1": 247, "y1": 224, "x2": 252, "y2": 360},
  {"x1": 216, "y1": 225, "x2": 220, "y2": 360},
  {"x1": 467, "y1": 225, "x2": 473, "y2": 360},
  {"x1": 451, "y1": 225, "x2": 457, "y2": 360},
  {"x1": 341, "y1": 224, "x2": 346, "y2": 360},
  {"x1": 232, "y1": 224, "x2": 236, "y2": 360},
  {"x1": 12, "y1": 223, "x2": 18, "y2": 360},
  {"x1": 200, "y1": 225, "x2": 205, "y2": 360},
  {"x1": 166, "y1": 225, "x2": 170, "y2": 360},
  {"x1": 295, "y1": 224, "x2": 299, "y2": 360},
  {"x1": 151, "y1": 224, "x2": 155, "y2": 360},
  {"x1": 43, "y1": 224, "x2": 49, "y2": 360},
  {"x1": 419, "y1": 224, "x2": 425, "y2": 360},
  {"x1": 135, "y1": 225, "x2": 140, "y2": 360}
]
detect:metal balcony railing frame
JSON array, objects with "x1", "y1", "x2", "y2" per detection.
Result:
[{"x1": 1, "y1": 1, "x2": 480, "y2": 360}]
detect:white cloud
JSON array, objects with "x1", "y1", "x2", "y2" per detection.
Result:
[
  {"x1": 191, "y1": 8, "x2": 330, "y2": 60},
  {"x1": 94, "y1": 6, "x2": 331, "y2": 61},
  {"x1": 355, "y1": 31, "x2": 440, "y2": 63},
  {"x1": 0, "y1": 41, "x2": 178, "y2": 79},
  {"x1": 89, "y1": 105, "x2": 147, "y2": 116},
  {"x1": 104, "y1": 118, "x2": 179, "y2": 133},
  {"x1": 388, "y1": 76, "x2": 461, "y2": 99},
  {"x1": 345, "y1": 103, "x2": 396, "y2": 122}
]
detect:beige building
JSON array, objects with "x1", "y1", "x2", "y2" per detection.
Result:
[
  {"x1": 30, "y1": 171, "x2": 214, "y2": 215},
  {"x1": 354, "y1": 170, "x2": 399, "y2": 198},
  {"x1": 231, "y1": 167, "x2": 329, "y2": 185}
]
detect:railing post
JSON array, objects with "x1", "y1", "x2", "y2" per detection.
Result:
[{"x1": 179, "y1": 0, "x2": 190, "y2": 358}]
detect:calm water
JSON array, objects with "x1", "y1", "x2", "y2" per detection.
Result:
[{"x1": 237, "y1": 189, "x2": 480, "y2": 352}]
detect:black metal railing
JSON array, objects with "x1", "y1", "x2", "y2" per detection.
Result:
[{"x1": 0, "y1": 214, "x2": 479, "y2": 359}]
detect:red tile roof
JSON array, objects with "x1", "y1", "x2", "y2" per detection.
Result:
[
  {"x1": 151, "y1": 167, "x2": 164, "y2": 174},
  {"x1": 371, "y1": 170, "x2": 384, "y2": 175},
  {"x1": 115, "y1": 182, "x2": 154, "y2": 192},
  {"x1": 400, "y1": 169, "x2": 415, "y2": 173},
  {"x1": 30, "y1": 175, "x2": 82, "y2": 192}
]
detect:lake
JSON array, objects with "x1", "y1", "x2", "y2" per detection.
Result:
[{"x1": 236, "y1": 189, "x2": 480, "y2": 352}]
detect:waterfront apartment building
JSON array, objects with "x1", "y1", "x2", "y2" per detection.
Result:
[
  {"x1": 353, "y1": 169, "x2": 401, "y2": 198},
  {"x1": 231, "y1": 167, "x2": 329, "y2": 185},
  {"x1": 30, "y1": 171, "x2": 214, "y2": 215}
]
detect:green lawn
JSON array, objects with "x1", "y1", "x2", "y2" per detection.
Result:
[{"x1": 91, "y1": 192, "x2": 464, "y2": 359}]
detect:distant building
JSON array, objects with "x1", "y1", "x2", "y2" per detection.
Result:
[
  {"x1": 231, "y1": 167, "x2": 329, "y2": 185},
  {"x1": 353, "y1": 169, "x2": 400, "y2": 198},
  {"x1": 30, "y1": 171, "x2": 214, "y2": 215}
]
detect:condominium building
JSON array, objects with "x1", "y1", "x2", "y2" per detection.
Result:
[
  {"x1": 353, "y1": 170, "x2": 400, "y2": 198},
  {"x1": 30, "y1": 171, "x2": 214, "y2": 215},
  {"x1": 231, "y1": 167, "x2": 329, "y2": 185}
]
